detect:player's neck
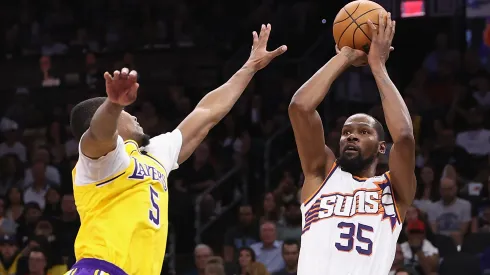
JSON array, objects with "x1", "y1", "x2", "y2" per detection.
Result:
[{"x1": 351, "y1": 164, "x2": 377, "y2": 179}]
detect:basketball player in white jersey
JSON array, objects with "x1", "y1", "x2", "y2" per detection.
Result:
[{"x1": 288, "y1": 12, "x2": 416, "y2": 275}]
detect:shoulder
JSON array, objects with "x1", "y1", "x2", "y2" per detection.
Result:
[
  {"x1": 143, "y1": 129, "x2": 183, "y2": 173},
  {"x1": 456, "y1": 198, "x2": 471, "y2": 207},
  {"x1": 74, "y1": 135, "x2": 130, "y2": 185}
]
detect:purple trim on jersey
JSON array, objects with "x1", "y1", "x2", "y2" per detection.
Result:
[
  {"x1": 382, "y1": 173, "x2": 401, "y2": 228},
  {"x1": 72, "y1": 258, "x2": 128, "y2": 275},
  {"x1": 303, "y1": 162, "x2": 339, "y2": 206}
]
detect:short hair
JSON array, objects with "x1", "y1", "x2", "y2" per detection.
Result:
[
  {"x1": 282, "y1": 239, "x2": 300, "y2": 251},
  {"x1": 372, "y1": 117, "x2": 385, "y2": 141},
  {"x1": 70, "y1": 97, "x2": 107, "y2": 140},
  {"x1": 238, "y1": 247, "x2": 256, "y2": 262}
]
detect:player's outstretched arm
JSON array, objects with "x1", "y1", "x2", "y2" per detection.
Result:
[
  {"x1": 81, "y1": 69, "x2": 139, "y2": 159},
  {"x1": 367, "y1": 12, "x2": 416, "y2": 211},
  {"x1": 175, "y1": 24, "x2": 286, "y2": 164},
  {"x1": 289, "y1": 47, "x2": 365, "y2": 203}
]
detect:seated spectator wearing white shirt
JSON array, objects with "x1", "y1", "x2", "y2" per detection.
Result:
[
  {"x1": 0, "y1": 118, "x2": 26, "y2": 163},
  {"x1": 24, "y1": 147, "x2": 60, "y2": 188},
  {"x1": 23, "y1": 161, "x2": 55, "y2": 210},
  {"x1": 400, "y1": 219, "x2": 439, "y2": 275},
  {"x1": 427, "y1": 178, "x2": 472, "y2": 246},
  {"x1": 250, "y1": 221, "x2": 285, "y2": 273},
  {"x1": 455, "y1": 108, "x2": 490, "y2": 158}
]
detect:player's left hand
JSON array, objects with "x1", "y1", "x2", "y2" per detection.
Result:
[
  {"x1": 336, "y1": 45, "x2": 367, "y2": 67},
  {"x1": 367, "y1": 12, "x2": 395, "y2": 67},
  {"x1": 246, "y1": 24, "x2": 287, "y2": 71}
]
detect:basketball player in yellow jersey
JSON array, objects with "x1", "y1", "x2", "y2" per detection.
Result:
[{"x1": 66, "y1": 24, "x2": 286, "y2": 275}]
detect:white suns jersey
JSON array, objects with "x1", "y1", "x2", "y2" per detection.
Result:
[{"x1": 298, "y1": 162, "x2": 402, "y2": 275}]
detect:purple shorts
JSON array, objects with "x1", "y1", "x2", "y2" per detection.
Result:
[{"x1": 67, "y1": 258, "x2": 127, "y2": 275}]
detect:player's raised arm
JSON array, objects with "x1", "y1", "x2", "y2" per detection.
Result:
[
  {"x1": 175, "y1": 24, "x2": 286, "y2": 164},
  {"x1": 288, "y1": 46, "x2": 366, "y2": 203},
  {"x1": 80, "y1": 69, "x2": 139, "y2": 159},
  {"x1": 367, "y1": 12, "x2": 416, "y2": 211}
]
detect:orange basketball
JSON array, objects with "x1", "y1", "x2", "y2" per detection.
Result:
[{"x1": 333, "y1": 0, "x2": 387, "y2": 52}]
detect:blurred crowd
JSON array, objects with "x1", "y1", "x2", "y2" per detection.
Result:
[{"x1": 1, "y1": 0, "x2": 490, "y2": 275}]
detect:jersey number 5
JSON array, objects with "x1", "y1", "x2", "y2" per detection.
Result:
[
  {"x1": 149, "y1": 186, "x2": 160, "y2": 228},
  {"x1": 335, "y1": 222, "x2": 373, "y2": 255}
]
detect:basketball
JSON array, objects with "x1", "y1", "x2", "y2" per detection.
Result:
[{"x1": 333, "y1": 0, "x2": 387, "y2": 52}]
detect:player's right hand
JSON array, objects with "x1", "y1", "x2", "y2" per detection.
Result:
[
  {"x1": 336, "y1": 45, "x2": 367, "y2": 67},
  {"x1": 104, "y1": 68, "x2": 139, "y2": 107}
]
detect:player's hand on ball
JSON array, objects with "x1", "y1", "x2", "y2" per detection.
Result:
[
  {"x1": 336, "y1": 45, "x2": 368, "y2": 67},
  {"x1": 367, "y1": 12, "x2": 395, "y2": 67},
  {"x1": 104, "y1": 68, "x2": 139, "y2": 107},
  {"x1": 247, "y1": 24, "x2": 287, "y2": 71}
]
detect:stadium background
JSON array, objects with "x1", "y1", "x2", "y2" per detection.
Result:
[{"x1": 0, "y1": 0, "x2": 490, "y2": 274}]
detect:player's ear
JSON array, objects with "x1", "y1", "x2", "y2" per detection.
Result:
[{"x1": 378, "y1": 141, "x2": 386, "y2": 155}]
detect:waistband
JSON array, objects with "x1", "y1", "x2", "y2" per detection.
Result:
[{"x1": 72, "y1": 258, "x2": 128, "y2": 275}]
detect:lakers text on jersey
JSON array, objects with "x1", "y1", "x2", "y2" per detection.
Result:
[
  {"x1": 298, "y1": 162, "x2": 402, "y2": 275},
  {"x1": 71, "y1": 130, "x2": 182, "y2": 275}
]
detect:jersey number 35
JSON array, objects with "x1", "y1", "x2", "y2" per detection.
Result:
[{"x1": 149, "y1": 186, "x2": 160, "y2": 228}]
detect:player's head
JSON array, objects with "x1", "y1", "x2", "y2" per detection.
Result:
[
  {"x1": 70, "y1": 97, "x2": 150, "y2": 147},
  {"x1": 338, "y1": 113, "x2": 386, "y2": 175}
]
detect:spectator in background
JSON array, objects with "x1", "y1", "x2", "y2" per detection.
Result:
[
  {"x1": 27, "y1": 247, "x2": 48, "y2": 275},
  {"x1": 455, "y1": 108, "x2": 490, "y2": 158},
  {"x1": 427, "y1": 178, "x2": 471, "y2": 246},
  {"x1": 23, "y1": 161, "x2": 53, "y2": 210},
  {"x1": 472, "y1": 203, "x2": 490, "y2": 233},
  {"x1": 204, "y1": 257, "x2": 225, "y2": 275},
  {"x1": 38, "y1": 56, "x2": 60, "y2": 87},
  {"x1": 273, "y1": 171, "x2": 297, "y2": 205},
  {"x1": 84, "y1": 52, "x2": 103, "y2": 89},
  {"x1": 0, "y1": 234, "x2": 21, "y2": 274},
  {"x1": 0, "y1": 197, "x2": 17, "y2": 235},
  {"x1": 273, "y1": 239, "x2": 299, "y2": 275},
  {"x1": 16, "y1": 203, "x2": 42, "y2": 244},
  {"x1": 24, "y1": 148, "x2": 61, "y2": 188},
  {"x1": 389, "y1": 244, "x2": 419, "y2": 275},
  {"x1": 0, "y1": 119, "x2": 26, "y2": 163},
  {"x1": 176, "y1": 142, "x2": 215, "y2": 195},
  {"x1": 413, "y1": 165, "x2": 437, "y2": 214},
  {"x1": 400, "y1": 220, "x2": 439, "y2": 275},
  {"x1": 259, "y1": 192, "x2": 281, "y2": 224},
  {"x1": 0, "y1": 155, "x2": 24, "y2": 196},
  {"x1": 223, "y1": 205, "x2": 259, "y2": 262},
  {"x1": 277, "y1": 201, "x2": 301, "y2": 242},
  {"x1": 186, "y1": 244, "x2": 213, "y2": 275},
  {"x1": 250, "y1": 221, "x2": 284, "y2": 273},
  {"x1": 5, "y1": 187, "x2": 24, "y2": 222},
  {"x1": 54, "y1": 194, "x2": 79, "y2": 266}
]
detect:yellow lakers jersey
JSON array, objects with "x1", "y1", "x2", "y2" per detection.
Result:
[{"x1": 72, "y1": 140, "x2": 169, "y2": 275}]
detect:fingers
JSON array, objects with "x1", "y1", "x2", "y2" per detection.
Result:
[
  {"x1": 258, "y1": 23, "x2": 271, "y2": 48},
  {"x1": 128, "y1": 70, "x2": 138, "y2": 82},
  {"x1": 113, "y1": 70, "x2": 121, "y2": 81},
  {"x1": 121, "y1": 67, "x2": 130, "y2": 79},
  {"x1": 252, "y1": 31, "x2": 259, "y2": 50},
  {"x1": 385, "y1": 12, "x2": 392, "y2": 38},
  {"x1": 335, "y1": 45, "x2": 341, "y2": 54},
  {"x1": 367, "y1": 19, "x2": 377, "y2": 39},
  {"x1": 103, "y1": 72, "x2": 112, "y2": 83},
  {"x1": 378, "y1": 12, "x2": 385, "y2": 37},
  {"x1": 390, "y1": 46, "x2": 394, "y2": 51},
  {"x1": 390, "y1": 20, "x2": 396, "y2": 41},
  {"x1": 270, "y1": 45, "x2": 288, "y2": 58}
]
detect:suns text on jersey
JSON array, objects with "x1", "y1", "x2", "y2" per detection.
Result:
[{"x1": 128, "y1": 157, "x2": 168, "y2": 191}]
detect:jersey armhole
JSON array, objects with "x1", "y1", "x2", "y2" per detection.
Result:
[
  {"x1": 384, "y1": 171, "x2": 403, "y2": 224},
  {"x1": 301, "y1": 161, "x2": 338, "y2": 207},
  {"x1": 74, "y1": 135, "x2": 130, "y2": 186}
]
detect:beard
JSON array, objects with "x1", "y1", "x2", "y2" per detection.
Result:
[
  {"x1": 140, "y1": 134, "x2": 151, "y2": 147},
  {"x1": 337, "y1": 151, "x2": 376, "y2": 175}
]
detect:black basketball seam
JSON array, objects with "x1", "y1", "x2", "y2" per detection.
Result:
[
  {"x1": 333, "y1": 1, "x2": 362, "y2": 25},
  {"x1": 337, "y1": 7, "x2": 382, "y2": 47},
  {"x1": 336, "y1": 2, "x2": 361, "y2": 44}
]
